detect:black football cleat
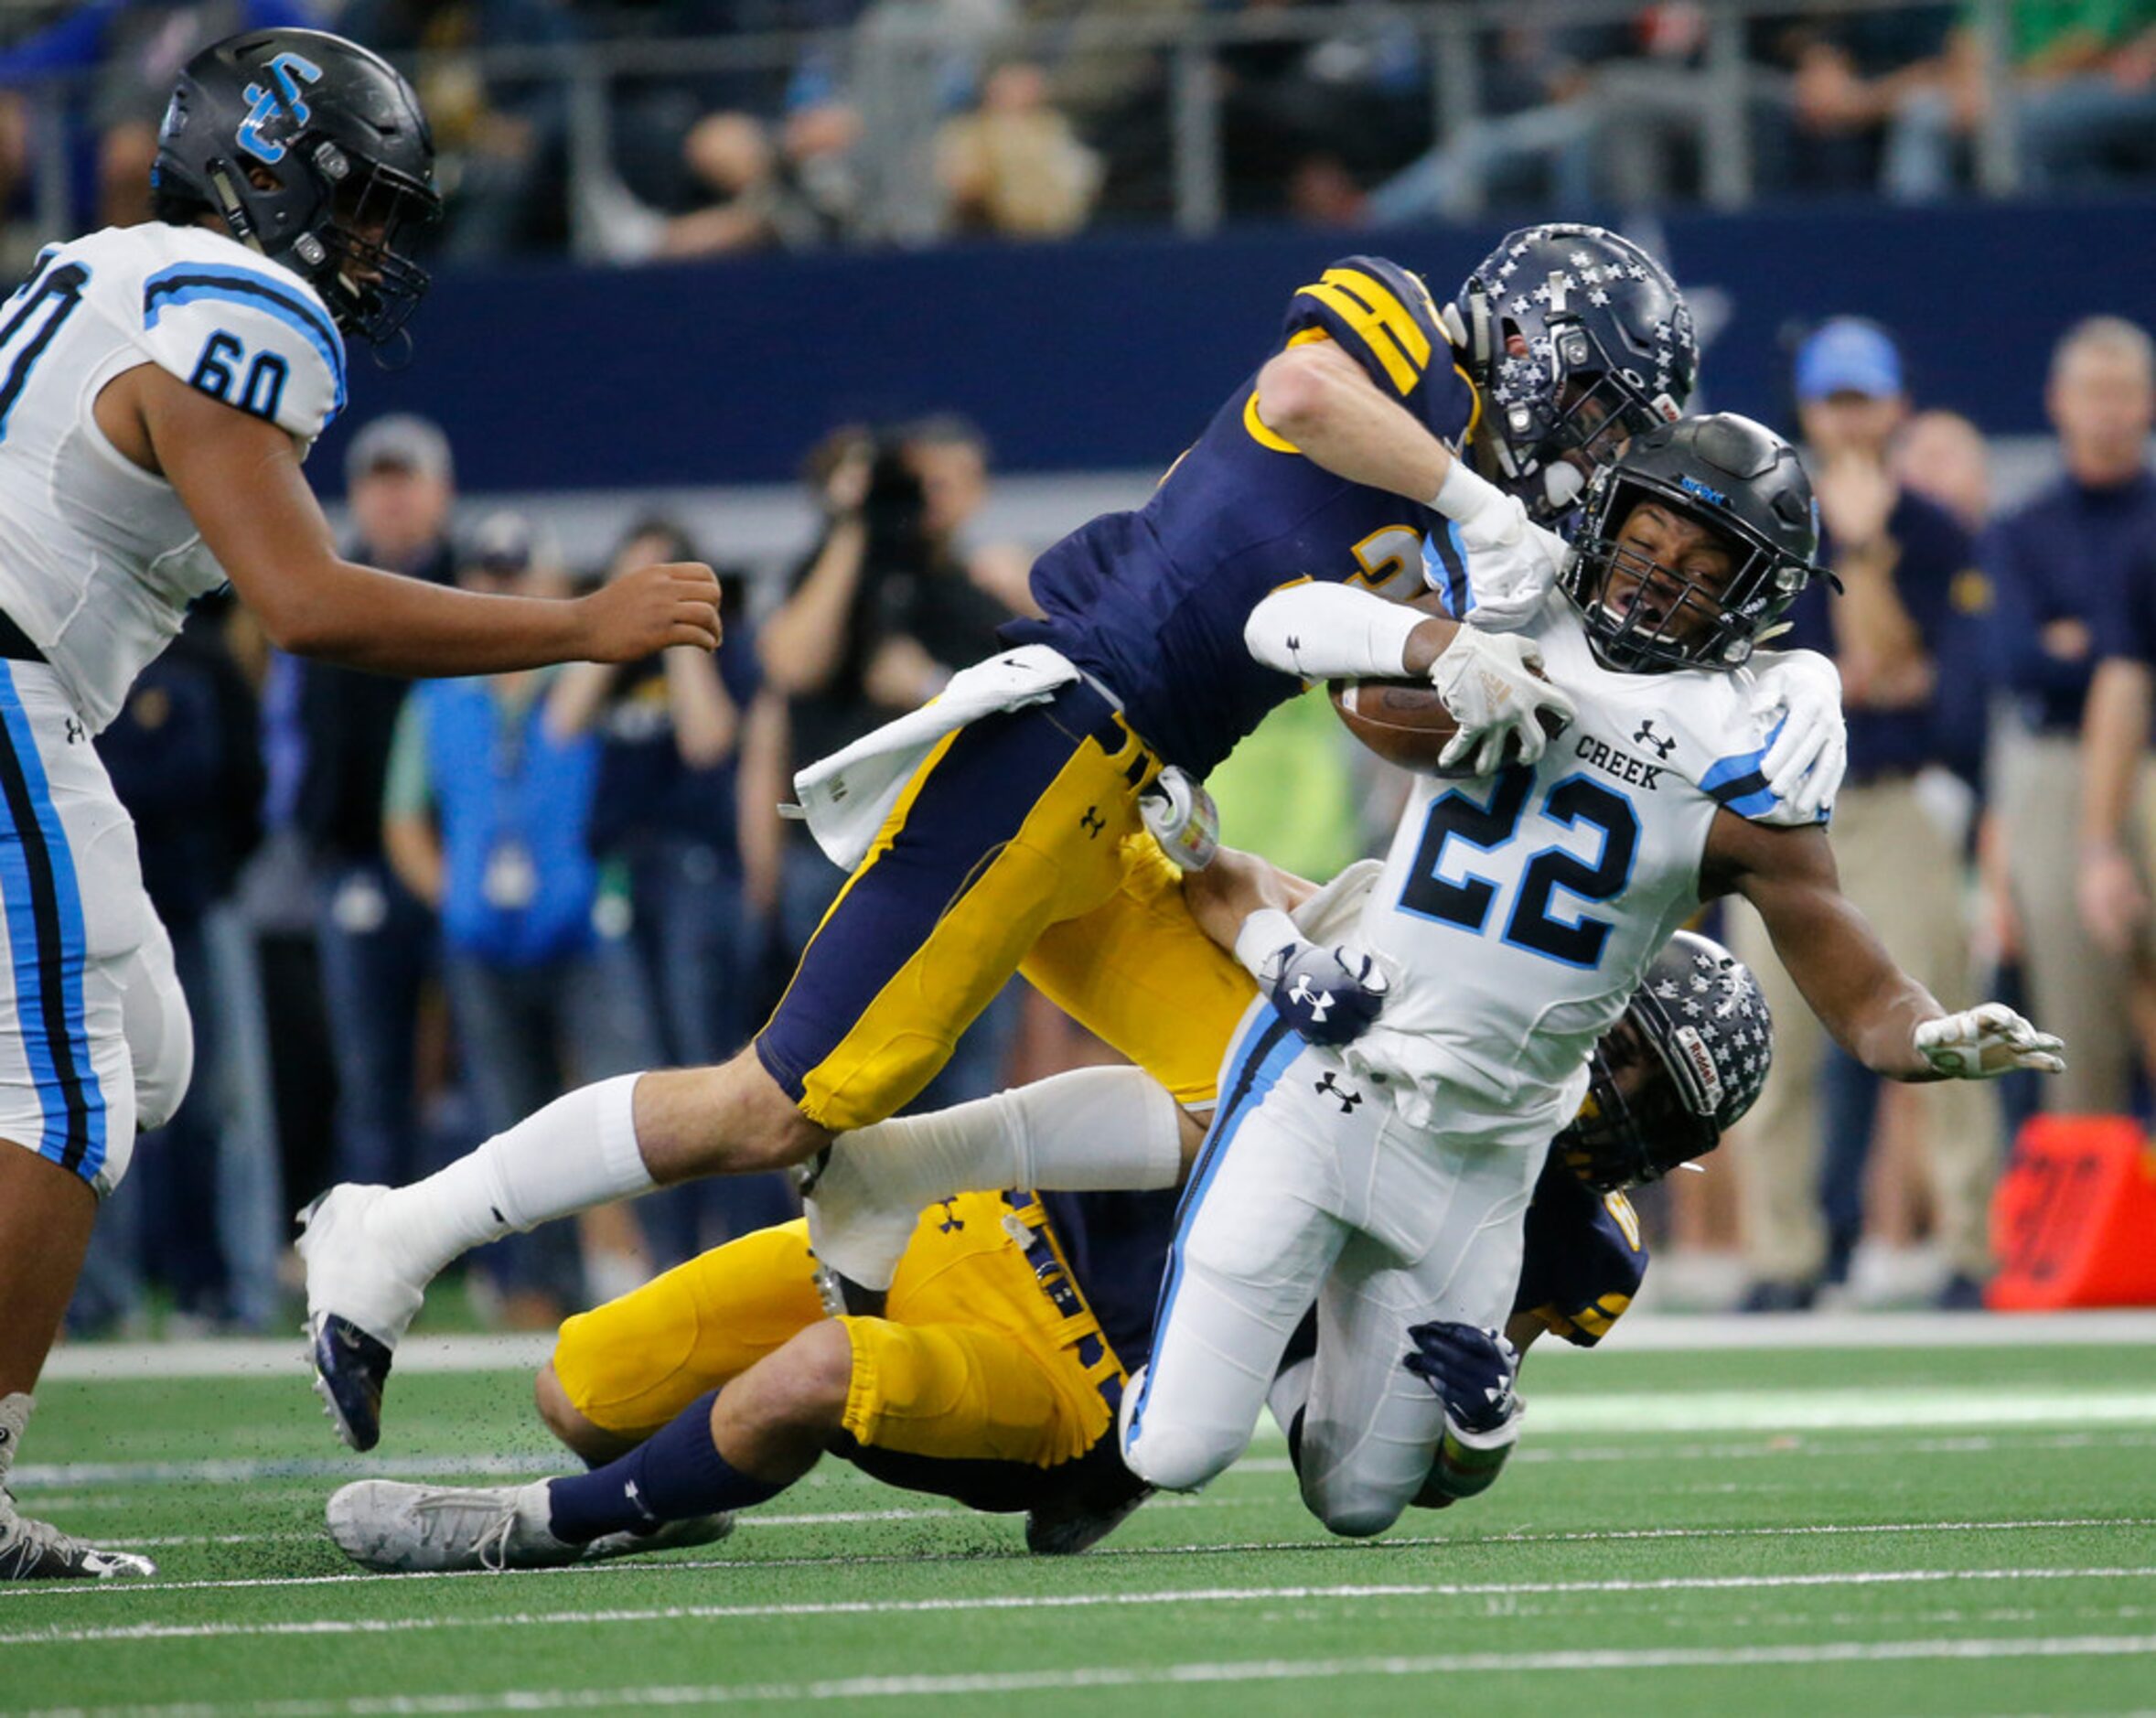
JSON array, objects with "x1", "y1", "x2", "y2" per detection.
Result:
[
  {"x1": 1024, "y1": 1438, "x2": 1155, "y2": 1556},
  {"x1": 309, "y1": 1312, "x2": 394, "y2": 1454},
  {"x1": 1024, "y1": 1481, "x2": 1154, "y2": 1556}
]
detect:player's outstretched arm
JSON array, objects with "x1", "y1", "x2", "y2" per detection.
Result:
[
  {"x1": 1258, "y1": 337, "x2": 1454, "y2": 502},
  {"x1": 123, "y1": 368, "x2": 720, "y2": 676},
  {"x1": 1256, "y1": 339, "x2": 1560, "y2": 630},
  {"x1": 1703, "y1": 811, "x2": 2063, "y2": 1081},
  {"x1": 1180, "y1": 846, "x2": 1318, "y2": 952},
  {"x1": 1245, "y1": 582, "x2": 1575, "y2": 770},
  {"x1": 1185, "y1": 847, "x2": 1387, "y2": 1048}
]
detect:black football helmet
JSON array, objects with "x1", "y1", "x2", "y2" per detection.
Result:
[
  {"x1": 1452, "y1": 223, "x2": 1697, "y2": 521},
  {"x1": 154, "y1": 29, "x2": 440, "y2": 345},
  {"x1": 1561, "y1": 412, "x2": 1825, "y2": 673},
  {"x1": 1559, "y1": 930, "x2": 1774, "y2": 1194}
]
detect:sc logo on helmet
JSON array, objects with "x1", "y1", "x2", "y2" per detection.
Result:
[{"x1": 236, "y1": 51, "x2": 325, "y2": 166}]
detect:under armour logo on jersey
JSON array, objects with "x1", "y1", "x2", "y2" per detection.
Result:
[
  {"x1": 1314, "y1": 1070, "x2": 1362, "y2": 1114},
  {"x1": 236, "y1": 51, "x2": 325, "y2": 166},
  {"x1": 1078, "y1": 807, "x2": 1106, "y2": 838},
  {"x1": 937, "y1": 1201, "x2": 964, "y2": 1234},
  {"x1": 1633, "y1": 719, "x2": 1675, "y2": 760},
  {"x1": 62, "y1": 717, "x2": 83, "y2": 745}
]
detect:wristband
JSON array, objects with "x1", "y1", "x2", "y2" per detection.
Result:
[
  {"x1": 1432, "y1": 454, "x2": 1505, "y2": 523},
  {"x1": 1233, "y1": 908, "x2": 1302, "y2": 982}
]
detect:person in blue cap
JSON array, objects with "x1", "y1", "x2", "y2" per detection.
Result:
[{"x1": 1725, "y1": 316, "x2": 2000, "y2": 1313}]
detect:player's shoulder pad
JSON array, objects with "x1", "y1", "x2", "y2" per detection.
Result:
[
  {"x1": 1282, "y1": 254, "x2": 1453, "y2": 401},
  {"x1": 132, "y1": 226, "x2": 347, "y2": 441},
  {"x1": 1686, "y1": 675, "x2": 1827, "y2": 828}
]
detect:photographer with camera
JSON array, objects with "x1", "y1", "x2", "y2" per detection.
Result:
[{"x1": 758, "y1": 416, "x2": 1030, "y2": 1109}]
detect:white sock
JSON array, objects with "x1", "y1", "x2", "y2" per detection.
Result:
[
  {"x1": 369, "y1": 1074, "x2": 654, "y2": 1283},
  {"x1": 839, "y1": 1066, "x2": 1181, "y2": 1208},
  {"x1": 0, "y1": 1392, "x2": 30, "y2": 1484},
  {"x1": 806, "y1": 1068, "x2": 1183, "y2": 1290}
]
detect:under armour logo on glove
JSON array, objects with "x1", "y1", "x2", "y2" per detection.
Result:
[
  {"x1": 1403, "y1": 1321, "x2": 1519, "y2": 1435},
  {"x1": 1264, "y1": 940, "x2": 1389, "y2": 1047}
]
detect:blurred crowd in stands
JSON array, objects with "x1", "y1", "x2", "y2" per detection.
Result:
[
  {"x1": 5, "y1": 2, "x2": 2156, "y2": 268},
  {"x1": 53, "y1": 299, "x2": 2156, "y2": 1337}
]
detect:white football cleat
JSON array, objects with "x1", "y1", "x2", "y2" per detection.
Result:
[
  {"x1": 326, "y1": 1479, "x2": 733, "y2": 1573},
  {"x1": 298, "y1": 1185, "x2": 429, "y2": 1452}
]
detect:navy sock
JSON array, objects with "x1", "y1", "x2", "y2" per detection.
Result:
[{"x1": 545, "y1": 1390, "x2": 785, "y2": 1543}]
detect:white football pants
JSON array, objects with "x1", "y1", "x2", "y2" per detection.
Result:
[
  {"x1": 0, "y1": 662, "x2": 191, "y2": 1196},
  {"x1": 1121, "y1": 1002, "x2": 1541, "y2": 1537}
]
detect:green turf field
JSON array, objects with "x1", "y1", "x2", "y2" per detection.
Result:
[{"x1": 7, "y1": 1326, "x2": 2156, "y2": 1717}]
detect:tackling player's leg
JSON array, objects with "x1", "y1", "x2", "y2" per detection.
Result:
[
  {"x1": 304, "y1": 683, "x2": 1168, "y2": 1448},
  {"x1": 327, "y1": 1196, "x2": 1136, "y2": 1570}
]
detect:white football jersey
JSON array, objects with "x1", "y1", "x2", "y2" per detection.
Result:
[
  {"x1": 0, "y1": 222, "x2": 345, "y2": 731},
  {"x1": 1343, "y1": 593, "x2": 1818, "y2": 1136}
]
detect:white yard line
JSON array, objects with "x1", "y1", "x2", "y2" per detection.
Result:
[
  {"x1": 44, "y1": 1335, "x2": 556, "y2": 1382},
  {"x1": 7, "y1": 1566, "x2": 2156, "y2": 1649},
  {"x1": 4, "y1": 1516, "x2": 2151, "y2": 1602},
  {"x1": 34, "y1": 1426, "x2": 2156, "y2": 1500},
  {"x1": 25, "y1": 1388, "x2": 2156, "y2": 1491},
  {"x1": 19, "y1": 1634, "x2": 2156, "y2": 1713},
  {"x1": 41, "y1": 1310, "x2": 2156, "y2": 1383}
]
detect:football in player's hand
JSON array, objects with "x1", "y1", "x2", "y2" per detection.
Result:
[{"x1": 1327, "y1": 678, "x2": 1564, "y2": 776}]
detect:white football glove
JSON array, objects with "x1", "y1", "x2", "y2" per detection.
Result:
[
  {"x1": 1429, "y1": 625, "x2": 1578, "y2": 776},
  {"x1": 1429, "y1": 459, "x2": 1566, "y2": 633},
  {"x1": 1913, "y1": 1004, "x2": 2066, "y2": 1080},
  {"x1": 1749, "y1": 650, "x2": 1847, "y2": 821}
]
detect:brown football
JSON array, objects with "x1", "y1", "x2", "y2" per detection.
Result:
[{"x1": 1327, "y1": 677, "x2": 1566, "y2": 777}]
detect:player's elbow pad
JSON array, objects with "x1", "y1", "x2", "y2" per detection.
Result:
[{"x1": 1245, "y1": 583, "x2": 1424, "y2": 681}]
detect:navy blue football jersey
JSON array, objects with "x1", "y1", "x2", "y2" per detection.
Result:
[{"x1": 1005, "y1": 257, "x2": 1478, "y2": 778}]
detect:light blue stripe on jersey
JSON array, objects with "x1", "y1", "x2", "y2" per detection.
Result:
[
  {"x1": 1126, "y1": 1005, "x2": 1301, "y2": 1446},
  {"x1": 1700, "y1": 715, "x2": 1812, "y2": 822},
  {"x1": 142, "y1": 263, "x2": 348, "y2": 419},
  {"x1": 0, "y1": 666, "x2": 106, "y2": 1180}
]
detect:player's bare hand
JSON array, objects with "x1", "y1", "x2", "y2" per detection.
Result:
[
  {"x1": 2078, "y1": 840, "x2": 2149, "y2": 955},
  {"x1": 577, "y1": 561, "x2": 723, "y2": 661},
  {"x1": 1815, "y1": 449, "x2": 1896, "y2": 554}
]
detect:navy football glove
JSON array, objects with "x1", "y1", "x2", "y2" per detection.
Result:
[
  {"x1": 1403, "y1": 1321, "x2": 1518, "y2": 1435},
  {"x1": 1261, "y1": 940, "x2": 1389, "y2": 1048}
]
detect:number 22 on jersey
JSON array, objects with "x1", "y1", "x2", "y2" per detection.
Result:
[{"x1": 1399, "y1": 764, "x2": 1641, "y2": 970}]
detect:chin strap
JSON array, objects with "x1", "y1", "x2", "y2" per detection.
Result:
[{"x1": 207, "y1": 163, "x2": 267, "y2": 254}]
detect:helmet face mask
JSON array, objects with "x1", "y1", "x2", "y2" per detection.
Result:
[
  {"x1": 155, "y1": 30, "x2": 441, "y2": 345},
  {"x1": 1561, "y1": 413, "x2": 1825, "y2": 674},
  {"x1": 1458, "y1": 223, "x2": 1697, "y2": 521}
]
